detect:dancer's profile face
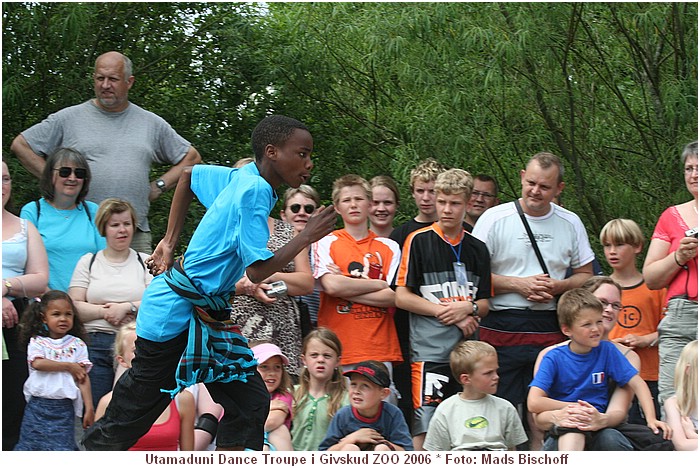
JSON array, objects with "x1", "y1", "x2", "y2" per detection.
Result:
[{"x1": 271, "y1": 128, "x2": 314, "y2": 188}]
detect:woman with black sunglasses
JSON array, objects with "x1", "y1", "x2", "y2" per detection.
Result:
[
  {"x1": 20, "y1": 148, "x2": 105, "y2": 292},
  {"x1": 280, "y1": 185, "x2": 324, "y2": 332}
]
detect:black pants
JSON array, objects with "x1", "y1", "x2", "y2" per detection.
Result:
[
  {"x1": 82, "y1": 331, "x2": 269, "y2": 450},
  {"x1": 2, "y1": 298, "x2": 28, "y2": 451}
]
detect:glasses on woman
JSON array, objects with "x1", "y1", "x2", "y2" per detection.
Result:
[
  {"x1": 2, "y1": 176, "x2": 11, "y2": 185},
  {"x1": 289, "y1": 203, "x2": 315, "y2": 214},
  {"x1": 599, "y1": 299, "x2": 622, "y2": 312},
  {"x1": 55, "y1": 167, "x2": 87, "y2": 179}
]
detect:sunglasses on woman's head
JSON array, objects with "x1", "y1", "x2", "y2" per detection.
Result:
[
  {"x1": 55, "y1": 167, "x2": 87, "y2": 179},
  {"x1": 289, "y1": 203, "x2": 315, "y2": 214}
]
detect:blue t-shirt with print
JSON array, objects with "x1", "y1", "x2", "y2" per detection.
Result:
[{"x1": 530, "y1": 340, "x2": 638, "y2": 413}]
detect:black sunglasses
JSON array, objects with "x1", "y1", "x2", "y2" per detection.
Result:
[
  {"x1": 289, "y1": 203, "x2": 315, "y2": 214},
  {"x1": 55, "y1": 167, "x2": 87, "y2": 179}
]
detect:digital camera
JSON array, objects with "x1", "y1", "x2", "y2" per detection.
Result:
[
  {"x1": 685, "y1": 227, "x2": 698, "y2": 238},
  {"x1": 265, "y1": 280, "x2": 288, "y2": 298}
]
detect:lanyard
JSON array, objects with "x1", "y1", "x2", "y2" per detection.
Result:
[{"x1": 444, "y1": 234, "x2": 463, "y2": 262}]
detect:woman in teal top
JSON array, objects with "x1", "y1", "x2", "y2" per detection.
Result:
[{"x1": 20, "y1": 148, "x2": 105, "y2": 292}]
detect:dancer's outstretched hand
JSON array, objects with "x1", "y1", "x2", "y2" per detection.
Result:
[
  {"x1": 301, "y1": 205, "x2": 337, "y2": 244},
  {"x1": 147, "y1": 239, "x2": 175, "y2": 276}
]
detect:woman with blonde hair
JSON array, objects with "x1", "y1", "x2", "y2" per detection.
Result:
[
  {"x1": 69, "y1": 198, "x2": 153, "y2": 408},
  {"x1": 95, "y1": 322, "x2": 195, "y2": 451}
]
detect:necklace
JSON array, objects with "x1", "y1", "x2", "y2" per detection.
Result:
[{"x1": 48, "y1": 201, "x2": 77, "y2": 220}]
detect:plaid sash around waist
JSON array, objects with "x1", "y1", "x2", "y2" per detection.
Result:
[
  {"x1": 161, "y1": 257, "x2": 257, "y2": 398},
  {"x1": 163, "y1": 257, "x2": 231, "y2": 311}
]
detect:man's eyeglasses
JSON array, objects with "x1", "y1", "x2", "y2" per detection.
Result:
[
  {"x1": 289, "y1": 203, "x2": 315, "y2": 214},
  {"x1": 55, "y1": 167, "x2": 87, "y2": 179},
  {"x1": 471, "y1": 190, "x2": 496, "y2": 199},
  {"x1": 600, "y1": 299, "x2": 622, "y2": 312}
]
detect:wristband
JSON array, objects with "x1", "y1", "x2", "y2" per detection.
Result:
[
  {"x1": 674, "y1": 251, "x2": 687, "y2": 269},
  {"x1": 194, "y1": 412, "x2": 219, "y2": 437}
]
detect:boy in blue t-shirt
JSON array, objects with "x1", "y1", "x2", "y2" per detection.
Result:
[
  {"x1": 528, "y1": 289, "x2": 670, "y2": 451},
  {"x1": 82, "y1": 115, "x2": 337, "y2": 451}
]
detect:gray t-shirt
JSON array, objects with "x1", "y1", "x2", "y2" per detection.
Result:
[{"x1": 22, "y1": 100, "x2": 191, "y2": 231}]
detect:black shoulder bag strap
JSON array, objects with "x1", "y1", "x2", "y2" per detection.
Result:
[{"x1": 514, "y1": 200, "x2": 549, "y2": 275}]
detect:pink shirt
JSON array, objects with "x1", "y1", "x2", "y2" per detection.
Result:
[
  {"x1": 651, "y1": 206, "x2": 698, "y2": 302},
  {"x1": 272, "y1": 391, "x2": 293, "y2": 429}
]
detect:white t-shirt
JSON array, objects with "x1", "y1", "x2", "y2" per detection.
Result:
[
  {"x1": 424, "y1": 393, "x2": 528, "y2": 451},
  {"x1": 472, "y1": 200, "x2": 595, "y2": 311}
]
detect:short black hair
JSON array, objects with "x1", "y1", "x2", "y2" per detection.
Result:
[{"x1": 251, "y1": 115, "x2": 309, "y2": 161}]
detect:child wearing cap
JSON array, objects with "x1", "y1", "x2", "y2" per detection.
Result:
[
  {"x1": 319, "y1": 361, "x2": 413, "y2": 451},
  {"x1": 252, "y1": 342, "x2": 294, "y2": 451}
]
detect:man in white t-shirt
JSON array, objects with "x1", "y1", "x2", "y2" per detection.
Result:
[{"x1": 471, "y1": 152, "x2": 594, "y2": 449}]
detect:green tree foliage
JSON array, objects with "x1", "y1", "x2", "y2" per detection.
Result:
[
  {"x1": 2, "y1": 2, "x2": 273, "y2": 249},
  {"x1": 3, "y1": 3, "x2": 697, "y2": 269},
  {"x1": 263, "y1": 2, "x2": 697, "y2": 265}
]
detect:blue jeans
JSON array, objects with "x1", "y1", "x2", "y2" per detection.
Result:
[
  {"x1": 87, "y1": 332, "x2": 116, "y2": 409},
  {"x1": 543, "y1": 428, "x2": 633, "y2": 451}
]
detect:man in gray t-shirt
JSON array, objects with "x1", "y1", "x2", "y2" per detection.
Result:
[{"x1": 11, "y1": 51, "x2": 201, "y2": 253}]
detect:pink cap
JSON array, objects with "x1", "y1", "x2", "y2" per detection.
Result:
[{"x1": 252, "y1": 342, "x2": 289, "y2": 366}]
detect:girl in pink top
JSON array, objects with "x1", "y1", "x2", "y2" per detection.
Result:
[{"x1": 252, "y1": 342, "x2": 294, "y2": 451}]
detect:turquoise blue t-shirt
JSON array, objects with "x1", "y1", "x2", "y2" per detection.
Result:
[
  {"x1": 137, "y1": 162, "x2": 276, "y2": 342},
  {"x1": 20, "y1": 198, "x2": 105, "y2": 292}
]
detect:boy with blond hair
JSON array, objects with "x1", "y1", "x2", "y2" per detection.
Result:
[
  {"x1": 390, "y1": 157, "x2": 447, "y2": 429},
  {"x1": 600, "y1": 218, "x2": 666, "y2": 424},
  {"x1": 528, "y1": 289, "x2": 670, "y2": 451},
  {"x1": 313, "y1": 174, "x2": 403, "y2": 400},
  {"x1": 424, "y1": 341, "x2": 527, "y2": 451},
  {"x1": 395, "y1": 168, "x2": 492, "y2": 450}
]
